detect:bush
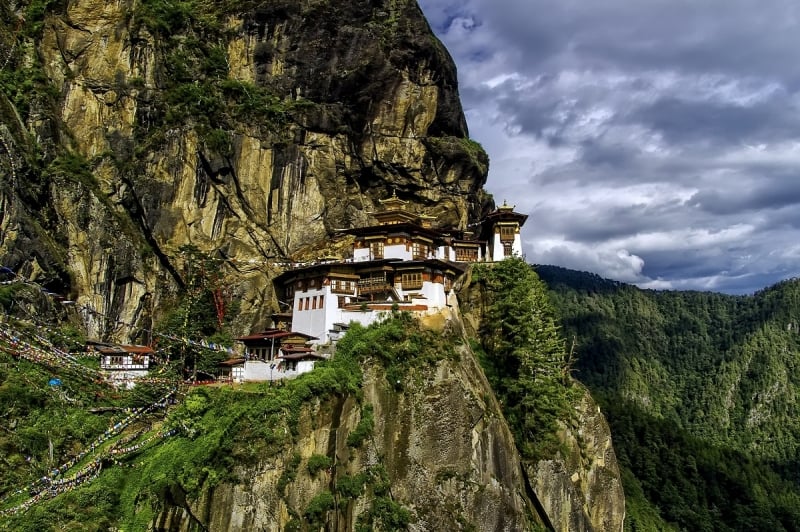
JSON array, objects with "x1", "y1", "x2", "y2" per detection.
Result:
[
  {"x1": 304, "y1": 490, "x2": 335, "y2": 526},
  {"x1": 306, "y1": 454, "x2": 332, "y2": 476},
  {"x1": 346, "y1": 404, "x2": 374, "y2": 448},
  {"x1": 336, "y1": 473, "x2": 368, "y2": 499}
]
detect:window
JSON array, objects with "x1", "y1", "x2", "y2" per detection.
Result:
[
  {"x1": 500, "y1": 225, "x2": 516, "y2": 240},
  {"x1": 412, "y1": 242, "x2": 427, "y2": 259},
  {"x1": 370, "y1": 241, "x2": 384, "y2": 259},
  {"x1": 318, "y1": 295, "x2": 324, "y2": 309},
  {"x1": 304, "y1": 297, "x2": 310, "y2": 310},
  {"x1": 503, "y1": 242, "x2": 513, "y2": 257},
  {"x1": 401, "y1": 272, "x2": 423, "y2": 290},
  {"x1": 331, "y1": 279, "x2": 354, "y2": 294},
  {"x1": 455, "y1": 247, "x2": 478, "y2": 262},
  {"x1": 297, "y1": 298, "x2": 303, "y2": 312},
  {"x1": 312, "y1": 297, "x2": 317, "y2": 310}
]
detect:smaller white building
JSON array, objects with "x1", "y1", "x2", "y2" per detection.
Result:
[
  {"x1": 221, "y1": 330, "x2": 323, "y2": 382},
  {"x1": 90, "y1": 342, "x2": 154, "y2": 389}
]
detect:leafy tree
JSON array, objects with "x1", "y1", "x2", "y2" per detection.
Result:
[{"x1": 536, "y1": 265, "x2": 800, "y2": 530}]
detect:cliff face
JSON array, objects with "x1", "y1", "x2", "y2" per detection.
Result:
[
  {"x1": 528, "y1": 387, "x2": 626, "y2": 532},
  {"x1": 0, "y1": 0, "x2": 490, "y2": 339},
  {"x1": 0, "y1": 3, "x2": 627, "y2": 530},
  {"x1": 457, "y1": 267, "x2": 626, "y2": 531},
  {"x1": 154, "y1": 309, "x2": 540, "y2": 531}
]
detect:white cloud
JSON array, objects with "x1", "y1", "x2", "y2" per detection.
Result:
[{"x1": 419, "y1": 0, "x2": 800, "y2": 293}]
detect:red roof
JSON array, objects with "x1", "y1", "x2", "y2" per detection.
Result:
[
  {"x1": 279, "y1": 352, "x2": 325, "y2": 361},
  {"x1": 281, "y1": 345, "x2": 315, "y2": 353},
  {"x1": 90, "y1": 343, "x2": 155, "y2": 355},
  {"x1": 236, "y1": 329, "x2": 317, "y2": 342},
  {"x1": 218, "y1": 357, "x2": 246, "y2": 367}
]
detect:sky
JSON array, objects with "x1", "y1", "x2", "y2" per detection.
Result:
[{"x1": 417, "y1": 0, "x2": 800, "y2": 294}]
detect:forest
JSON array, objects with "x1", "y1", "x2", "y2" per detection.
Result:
[{"x1": 537, "y1": 265, "x2": 800, "y2": 531}]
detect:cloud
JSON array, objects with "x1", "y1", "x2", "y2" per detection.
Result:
[{"x1": 419, "y1": 0, "x2": 800, "y2": 293}]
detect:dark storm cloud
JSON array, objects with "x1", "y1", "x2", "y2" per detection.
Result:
[
  {"x1": 471, "y1": 0, "x2": 800, "y2": 80},
  {"x1": 532, "y1": 199, "x2": 689, "y2": 244},
  {"x1": 418, "y1": 0, "x2": 800, "y2": 293},
  {"x1": 631, "y1": 96, "x2": 798, "y2": 146},
  {"x1": 688, "y1": 177, "x2": 800, "y2": 216}
]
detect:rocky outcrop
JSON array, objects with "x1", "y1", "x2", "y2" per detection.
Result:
[
  {"x1": 0, "y1": 0, "x2": 491, "y2": 339},
  {"x1": 0, "y1": 3, "x2": 627, "y2": 529},
  {"x1": 457, "y1": 266, "x2": 626, "y2": 531},
  {"x1": 528, "y1": 387, "x2": 626, "y2": 532},
  {"x1": 154, "y1": 313, "x2": 542, "y2": 531}
]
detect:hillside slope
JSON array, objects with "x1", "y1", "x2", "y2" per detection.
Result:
[
  {"x1": 0, "y1": 303, "x2": 625, "y2": 531},
  {"x1": 537, "y1": 265, "x2": 800, "y2": 531}
]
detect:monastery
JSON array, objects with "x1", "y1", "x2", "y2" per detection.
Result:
[{"x1": 272, "y1": 194, "x2": 528, "y2": 345}]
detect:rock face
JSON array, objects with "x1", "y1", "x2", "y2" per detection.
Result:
[
  {"x1": 154, "y1": 312, "x2": 541, "y2": 531},
  {"x1": 0, "y1": 0, "x2": 491, "y2": 339},
  {"x1": 528, "y1": 387, "x2": 626, "y2": 532},
  {"x1": 0, "y1": 2, "x2": 625, "y2": 529},
  {"x1": 457, "y1": 268, "x2": 626, "y2": 531}
]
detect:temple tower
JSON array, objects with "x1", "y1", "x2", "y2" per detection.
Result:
[{"x1": 485, "y1": 201, "x2": 528, "y2": 261}]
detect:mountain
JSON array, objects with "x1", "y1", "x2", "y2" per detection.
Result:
[
  {"x1": 537, "y1": 264, "x2": 800, "y2": 531},
  {"x1": 0, "y1": 2, "x2": 625, "y2": 530},
  {"x1": 0, "y1": 0, "x2": 491, "y2": 340}
]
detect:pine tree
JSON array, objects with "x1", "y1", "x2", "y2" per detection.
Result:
[{"x1": 475, "y1": 257, "x2": 575, "y2": 459}]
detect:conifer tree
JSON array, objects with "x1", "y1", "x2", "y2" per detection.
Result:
[{"x1": 475, "y1": 257, "x2": 574, "y2": 459}]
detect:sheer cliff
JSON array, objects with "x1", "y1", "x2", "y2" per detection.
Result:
[
  {"x1": 0, "y1": 2, "x2": 626, "y2": 531},
  {"x1": 0, "y1": 0, "x2": 491, "y2": 340}
]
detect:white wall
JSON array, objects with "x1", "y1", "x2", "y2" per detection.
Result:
[
  {"x1": 420, "y1": 281, "x2": 447, "y2": 307},
  {"x1": 492, "y1": 235, "x2": 505, "y2": 261},
  {"x1": 353, "y1": 248, "x2": 371, "y2": 262},
  {"x1": 492, "y1": 232, "x2": 523, "y2": 260},
  {"x1": 243, "y1": 360, "x2": 278, "y2": 381},
  {"x1": 292, "y1": 286, "x2": 329, "y2": 341},
  {"x1": 385, "y1": 243, "x2": 412, "y2": 260},
  {"x1": 103, "y1": 369, "x2": 150, "y2": 389}
]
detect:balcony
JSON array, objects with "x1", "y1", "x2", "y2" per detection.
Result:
[{"x1": 358, "y1": 277, "x2": 392, "y2": 295}]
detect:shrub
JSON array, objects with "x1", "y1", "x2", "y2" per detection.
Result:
[
  {"x1": 306, "y1": 454, "x2": 332, "y2": 476},
  {"x1": 346, "y1": 404, "x2": 374, "y2": 448},
  {"x1": 304, "y1": 490, "x2": 335, "y2": 526}
]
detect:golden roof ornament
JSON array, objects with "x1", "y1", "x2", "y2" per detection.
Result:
[
  {"x1": 499, "y1": 199, "x2": 515, "y2": 211},
  {"x1": 378, "y1": 188, "x2": 408, "y2": 211}
]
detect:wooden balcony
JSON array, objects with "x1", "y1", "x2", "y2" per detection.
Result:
[{"x1": 358, "y1": 277, "x2": 392, "y2": 295}]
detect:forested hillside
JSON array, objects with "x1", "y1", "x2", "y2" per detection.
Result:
[{"x1": 537, "y1": 265, "x2": 800, "y2": 531}]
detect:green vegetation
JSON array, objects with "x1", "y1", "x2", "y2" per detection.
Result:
[
  {"x1": 471, "y1": 258, "x2": 578, "y2": 460},
  {"x1": 336, "y1": 472, "x2": 368, "y2": 499},
  {"x1": 423, "y1": 135, "x2": 489, "y2": 176},
  {"x1": 353, "y1": 465, "x2": 413, "y2": 531},
  {"x1": 537, "y1": 265, "x2": 800, "y2": 531},
  {"x1": 129, "y1": 0, "x2": 317, "y2": 159},
  {"x1": 0, "y1": 313, "x2": 442, "y2": 529},
  {"x1": 306, "y1": 453, "x2": 332, "y2": 476},
  {"x1": 154, "y1": 245, "x2": 240, "y2": 378},
  {"x1": 304, "y1": 490, "x2": 335, "y2": 527},
  {"x1": 335, "y1": 311, "x2": 459, "y2": 389},
  {"x1": 346, "y1": 403, "x2": 374, "y2": 448}
]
